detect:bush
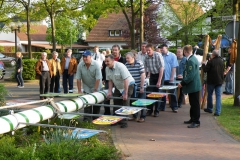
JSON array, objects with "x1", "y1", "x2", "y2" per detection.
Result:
[
  {"x1": 120, "y1": 49, "x2": 131, "y2": 57},
  {"x1": 22, "y1": 59, "x2": 37, "y2": 80},
  {"x1": 0, "y1": 84, "x2": 8, "y2": 106}
]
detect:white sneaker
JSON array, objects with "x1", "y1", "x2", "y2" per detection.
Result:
[{"x1": 18, "y1": 86, "x2": 24, "y2": 88}]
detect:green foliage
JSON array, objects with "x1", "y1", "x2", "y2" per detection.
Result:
[
  {"x1": 0, "y1": 84, "x2": 8, "y2": 106},
  {"x1": 22, "y1": 59, "x2": 37, "y2": 80},
  {"x1": 120, "y1": 49, "x2": 131, "y2": 57},
  {"x1": 0, "y1": 46, "x2": 4, "y2": 52},
  {"x1": 217, "y1": 97, "x2": 240, "y2": 140},
  {"x1": 168, "y1": 47, "x2": 177, "y2": 54},
  {"x1": 46, "y1": 14, "x2": 79, "y2": 47}
]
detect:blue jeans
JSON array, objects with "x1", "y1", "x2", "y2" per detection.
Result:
[
  {"x1": 15, "y1": 68, "x2": 24, "y2": 86},
  {"x1": 207, "y1": 84, "x2": 222, "y2": 115},
  {"x1": 62, "y1": 69, "x2": 74, "y2": 93},
  {"x1": 159, "y1": 81, "x2": 178, "y2": 111},
  {"x1": 132, "y1": 91, "x2": 146, "y2": 119},
  {"x1": 225, "y1": 71, "x2": 233, "y2": 94}
]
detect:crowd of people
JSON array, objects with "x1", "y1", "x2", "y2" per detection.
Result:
[{"x1": 13, "y1": 42, "x2": 234, "y2": 129}]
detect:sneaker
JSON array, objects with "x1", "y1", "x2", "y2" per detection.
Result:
[
  {"x1": 137, "y1": 118, "x2": 145, "y2": 123},
  {"x1": 18, "y1": 86, "x2": 24, "y2": 88},
  {"x1": 214, "y1": 113, "x2": 220, "y2": 116},
  {"x1": 153, "y1": 113, "x2": 159, "y2": 117},
  {"x1": 173, "y1": 109, "x2": 178, "y2": 113}
]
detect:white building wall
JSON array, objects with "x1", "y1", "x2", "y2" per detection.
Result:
[{"x1": 88, "y1": 42, "x2": 127, "y2": 50}]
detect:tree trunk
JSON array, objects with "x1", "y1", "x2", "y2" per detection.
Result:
[
  {"x1": 131, "y1": 15, "x2": 135, "y2": 49},
  {"x1": 26, "y1": 1, "x2": 32, "y2": 59},
  {"x1": 50, "y1": 6, "x2": 56, "y2": 51},
  {"x1": 140, "y1": 0, "x2": 144, "y2": 49}
]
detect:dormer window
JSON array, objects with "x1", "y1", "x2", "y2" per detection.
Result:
[{"x1": 109, "y1": 30, "x2": 122, "y2": 37}]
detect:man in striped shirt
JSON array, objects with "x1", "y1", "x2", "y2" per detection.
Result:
[
  {"x1": 144, "y1": 43, "x2": 164, "y2": 117},
  {"x1": 125, "y1": 52, "x2": 146, "y2": 122}
]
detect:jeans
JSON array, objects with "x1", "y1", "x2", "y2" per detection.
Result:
[
  {"x1": 132, "y1": 90, "x2": 146, "y2": 119},
  {"x1": 207, "y1": 84, "x2": 222, "y2": 115},
  {"x1": 225, "y1": 71, "x2": 233, "y2": 94},
  {"x1": 159, "y1": 81, "x2": 178, "y2": 111},
  {"x1": 62, "y1": 69, "x2": 74, "y2": 93},
  {"x1": 15, "y1": 68, "x2": 24, "y2": 86}
]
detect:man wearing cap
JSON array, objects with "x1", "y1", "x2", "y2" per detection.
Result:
[
  {"x1": 35, "y1": 52, "x2": 53, "y2": 100},
  {"x1": 105, "y1": 54, "x2": 135, "y2": 128},
  {"x1": 61, "y1": 49, "x2": 77, "y2": 94},
  {"x1": 76, "y1": 50, "x2": 102, "y2": 121}
]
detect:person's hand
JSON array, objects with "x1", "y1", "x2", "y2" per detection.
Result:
[
  {"x1": 169, "y1": 78, "x2": 174, "y2": 82},
  {"x1": 70, "y1": 72, "x2": 74, "y2": 76},
  {"x1": 178, "y1": 83, "x2": 182, "y2": 88},
  {"x1": 106, "y1": 92, "x2": 112, "y2": 100},
  {"x1": 224, "y1": 71, "x2": 227, "y2": 75},
  {"x1": 102, "y1": 80, "x2": 105, "y2": 85},
  {"x1": 122, "y1": 93, "x2": 128, "y2": 100},
  {"x1": 156, "y1": 82, "x2": 161, "y2": 88},
  {"x1": 140, "y1": 88, "x2": 144, "y2": 93},
  {"x1": 201, "y1": 61, "x2": 206, "y2": 65},
  {"x1": 177, "y1": 74, "x2": 183, "y2": 79},
  {"x1": 17, "y1": 69, "x2": 20, "y2": 73}
]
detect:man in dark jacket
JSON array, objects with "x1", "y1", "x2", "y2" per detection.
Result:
[{"x1": 201, "y1": 50, "x2": 225, "y2": 116}]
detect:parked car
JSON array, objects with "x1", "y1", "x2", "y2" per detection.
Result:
[
  {"x1": 0, "y1": 53, "x2": 16, "y2": 66},
  {"x1": 72, "y1": 51, "x2": 84, "y2": 63},
  {"x1": 0, "y1": 60, "x2": 5, "y2": 80}
]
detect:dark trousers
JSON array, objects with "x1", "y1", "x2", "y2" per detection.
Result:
[
  {"x1": 147, "y1": 73, "x2": 161, "y2": 114},
  {"x1": 15, "y1": 69, "x2": 24, "y2": 86},
  {"x1": 113, "y1": 84, "x2": 134, "y2": 114},
  {"x1": 178, "y1": 87, "x2": 184, "y2": 107},
  {"x1": 104, "y1": 80, "x2": 111, "y2": 115},
  {"x1": 160, "y1": 80, "x2": 178, "y2": 110},
  {"x1": 50, "y1": 71, "x2": 60, "y2": 93},
  {"x1": 39, "y1": 71, "x2": 50, "y2": 98},
  {"x1": 188, "y1": 91, "x2": 200, "y2": 124},
  {"x1": 62, "y1": 69, "x2": 74, "y2": 93},
  {"x1": 84, "y1": 105, "x2": 101, "y2": 121}
]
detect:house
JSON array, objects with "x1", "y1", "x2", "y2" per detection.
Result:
[
  {"x1": 85, "y1": 12, "x2": 129, "y2": 49},
  {"x1": 0, "y1": 22, "x2": 93, "y2": 53}
]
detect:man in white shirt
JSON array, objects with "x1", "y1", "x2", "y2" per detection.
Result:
[{"x1": 92, "y1": 46, "x2": 105, "y2": 68}]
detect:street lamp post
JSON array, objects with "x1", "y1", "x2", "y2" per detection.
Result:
[{"x1": 10, "y1": 23, "x2": 21, "y2": 53}]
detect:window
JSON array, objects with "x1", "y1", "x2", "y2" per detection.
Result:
[
  {"x1": 109, "y1": 30, "x2": 115, "y2": 36},
  {"x1": 109, "y1": 30, "x2": 122, "y2": 37}
]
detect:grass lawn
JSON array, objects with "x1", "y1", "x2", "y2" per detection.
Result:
[{"x1": 217, "y1": 97, "x2": 240, "y2": 140}]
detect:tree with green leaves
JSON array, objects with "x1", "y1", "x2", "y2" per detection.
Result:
[
  {"x1": 46, "y1": 15, "x2": 79, "y2": 53},
  {"x1": 34, "y1": 0, "x2": 88, "y2": 51}
]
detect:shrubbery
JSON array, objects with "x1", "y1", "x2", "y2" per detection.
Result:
[
  {"x1": 22, "y1": 59, "x2": 37, "y2": 80},
  {"x1": 0, "y1": 120, "x2": 121, "y2": 160},
  {"x1": 0, "y1": 84, "x2": 8, "y2": 106}
]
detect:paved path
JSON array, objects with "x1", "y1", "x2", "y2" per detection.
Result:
[
  {"x1": 2, "y1": 79, "x2": 240, "y2": 160},
  {"x1": 112, "y1": 97, "x2": 240, "y2": 160}
]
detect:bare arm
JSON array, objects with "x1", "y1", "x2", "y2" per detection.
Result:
[
  {"x1": 157, "y1": 67, "x2": 164, "y2": 88},
  {"x1": 107, "y1": 80, "x2": 113, "y2": 98},
  {"x1": 170, "y1": 67, "x2": 176, "y2": 81},
  {"x1": 123, "y1": 79, "x2": 129, "y2": 100},
  {"x1": 77, "y1": 79, "x2": 82, "y2": 93},
  {"x1": 94, "y1": 79, "x2": 100, "y2": 92},
  {"x1": 140, "y1": 73, "x2": 145, "y2": 93}
]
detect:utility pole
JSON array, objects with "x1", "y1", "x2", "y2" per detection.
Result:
[{"x1": 233, "y1": 0, "x2": 240, "y2": 106}]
